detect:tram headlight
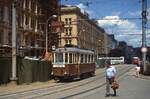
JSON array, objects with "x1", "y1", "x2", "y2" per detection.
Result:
[
  {"x1": 62, "y1": 65, "x2": 65, "y2": 67},
  {"x1": 64, "y1": 71, "x2": 67, "y2": 74},
  {"x1": 53, "y1": 65, "x2": 65, "y2": 68}
]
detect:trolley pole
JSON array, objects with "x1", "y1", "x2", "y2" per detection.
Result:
[
  {"x1": 10, "y1": 0, "x2": 18, "y2": 83},
  {"x1": 141, "y1": 0, "x2": 147, "y2": 73}
]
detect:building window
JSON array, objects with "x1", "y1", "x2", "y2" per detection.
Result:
[
  {"x1": 65, "y1": 18, "x2": 68, "y2": 24},
  {"x1": 0, "y1": 29, "x2": 3, "y2": 44},
  {"x1": 65, "y1": 28, "x2": 68, "y2": 35},
  {"x1": 69, "y1": 18, "x2": 72, "y2": 24},
  {"x1": 25, "y1": 15, "x2": 28, "y2": 25},
  {"x1": 31, "y1": 0, "x2": 35, "y2": 12},
  {"x1": 65, "y1": 39, "x2": 68, "y2": 45},
  {"x1": 0, "y1": 7, "x2": 3, "y2": 21},
  {"x1": 69, "y1": 28, "x2": 72, "y2": 35},
  {"x1": 69, "y1": 39, "x2": 72, "y2": 44},
  {"x1": 31, "y1": 18, "x2": 34, "y2": 29},
  {"x1": 65, "y1": 27, "x2": 72, "y2": 36},
  {"x1": 65, "y1": 39, "x2": 72, "y2": 45},
  {"x1": 25, "y1": 0, "x2": 29, "y2": 9},
  {"x1": 9, "y1": 8, "x2": 12, "y2": 25},
  {"x1": 65, "y1": 18, "x2": 72, "y2": 24},
  {"x1": 8, "y1": 32, "x2": 11, "y2": 44}
]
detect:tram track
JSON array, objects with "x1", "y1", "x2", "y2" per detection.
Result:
[
  {"x1": 0, "y1": 65, "x2": 133, "y2": 99},
  {"x1": 61, "y1": 65, "x2": 133, "y2": 99},
  {"x1": 0, "y1": 65, "x2": 110, "y2": 98}
]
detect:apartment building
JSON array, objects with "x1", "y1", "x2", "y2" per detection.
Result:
[
  {"x1": 60, "y1": 6, "x2": 106, "y2": 57},
  {"x1": 0, "y1": 0, "x2": 61, "y2": 57}
]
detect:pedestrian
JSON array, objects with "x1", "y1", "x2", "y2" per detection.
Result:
[
  {"x1": 105, "y1": 60, "x2": 117, "y2": 97},
  {"x1": 135, "y1": 62, "x2": 141, "y2": 77}
]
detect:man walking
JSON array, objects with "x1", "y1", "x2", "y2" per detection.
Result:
[{"x1": 105, "y1": 60, "x2": 117, "y2": 97}]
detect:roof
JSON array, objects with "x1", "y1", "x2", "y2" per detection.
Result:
[{"x1": 54, "y1": 47, "x2": 94, "y2": 54}]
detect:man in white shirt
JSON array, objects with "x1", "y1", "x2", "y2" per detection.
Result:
[{"x1": 105, "y1": 60, "x2": 117, "y2": 97}]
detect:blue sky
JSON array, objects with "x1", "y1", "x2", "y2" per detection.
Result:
[{"x1": 61, "y1": 0, "x2": 150, "y2": 47}]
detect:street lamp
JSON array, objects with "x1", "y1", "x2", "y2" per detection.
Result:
[
  {"x1": 45, "y1": 15, "x2": 57, "y2": 53},
  {"x1": 11, "y1": 0, "x2": 18, "y2": 83},
  {"x1": 98, "y1": 39, "x2": 103, "y2": 58}
]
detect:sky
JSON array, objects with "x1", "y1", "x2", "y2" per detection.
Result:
[{"x1": 61, "y1": 0, "x2": 150, "y2": 48}]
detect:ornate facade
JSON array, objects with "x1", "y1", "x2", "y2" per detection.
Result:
[
  {"x1": 0, "y1": 0, "x2": 60, "y2": 57},
  {"x1": 60, "y1": 6, "x2": 106, "y2": 57}
]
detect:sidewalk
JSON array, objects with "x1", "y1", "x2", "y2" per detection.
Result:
[
  {"x1": 0, "y1": 80, "x2": 57, "y2": 95},
  {"x1": 0, "y1": 67, "x2": 106, "y2": 95}
]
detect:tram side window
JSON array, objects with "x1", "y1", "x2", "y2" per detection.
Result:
[
  {"x1": 75, "y1": 54, "x2": 77, "y2": 63},
  {"x1": 65, "y1": 53, "x2": 68, "y2": 63},
  {"x1": 81, "y1": 54, "x2": 83, "y2": 63},
  {"x1": 69, "y1": 53, "x2": 72, "y2": 63},
  {"x1": 91, "y1": 55, "x2": 93, "y2": 62},
  {"x1": 88, "y1": 55, "x2": 91, "y2": 63},
  {"x1": 85, "y1": 54, "x2": 87, "y2": 63},
  {"x1": 56, "y1": 53, "x2": 63, "y2": 63}
]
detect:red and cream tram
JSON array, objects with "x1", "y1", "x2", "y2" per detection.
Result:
[{"x1": 52, "y1": 47, "x2": 95, "y2": 80}]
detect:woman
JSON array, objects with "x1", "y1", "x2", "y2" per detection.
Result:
[{"x1": 135, "y1": 64, "x2": 140, "y2": 77}]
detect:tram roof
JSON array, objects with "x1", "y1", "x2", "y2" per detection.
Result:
[{"x1": 54, "y1": 47, "x2": 94, "y2": 54}]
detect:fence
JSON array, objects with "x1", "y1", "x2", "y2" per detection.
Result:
[{"x1": 0, "y1": 57, "x2": 52, "y2": 85}]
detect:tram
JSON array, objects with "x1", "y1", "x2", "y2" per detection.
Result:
[{"x1": 52, "y1": 47, "x2": 95, "y2": 80}]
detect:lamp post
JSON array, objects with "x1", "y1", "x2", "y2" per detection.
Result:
[
  {"x1": 11, "y1": 0, "x2": 18, "y2": 83},
  {"x1": 45, "y1": 15, "x2": 57, "y2": 53},
  {"x1": 98, "y1": 39, "x2": 103, "y2": 58}
]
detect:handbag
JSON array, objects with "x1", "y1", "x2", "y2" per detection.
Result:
[{"x1": 111, "y1": 81, "x2": 119, "y2": 89}]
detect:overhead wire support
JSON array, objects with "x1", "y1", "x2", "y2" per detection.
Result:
[{"x1": 141, "y1": 0, "x2": 148, "y2": 74}]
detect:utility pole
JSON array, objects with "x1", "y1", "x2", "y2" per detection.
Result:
[
  {"x1": 141, "y1": 0, "x2": 147, "y2": 73},
  {"x1": 10, "y1": 0, "x2": 17, "y2": 83}
]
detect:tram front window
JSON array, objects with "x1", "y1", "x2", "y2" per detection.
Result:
[{"x1": 55, "y1": 53, "x2": 63, "y2": 64}]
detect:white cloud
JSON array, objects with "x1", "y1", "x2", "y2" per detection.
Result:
[
  {"x1": 77, "y1": 3, "x2": 94, "y2": 18},
  {"x1": 97, "y1": 16, "x2": 120, "y2": 26},
  {"x1": 97, "y1": 16, "x2": 142, "y2": 47},
  {"x1": 128, "y1": 11, "x2": 141, "y2": 17}
]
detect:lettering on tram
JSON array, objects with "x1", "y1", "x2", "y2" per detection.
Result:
[{"x1": 52, "y1": 47, "x2": 96, "y2": 81}]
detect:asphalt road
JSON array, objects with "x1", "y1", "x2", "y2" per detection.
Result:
[
  {"x1": 1, "y1": 64, "x2": 150, "y2": 99},
  {"x1": 72, "y1": 68, "x2": 150, "y2": 99}
]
